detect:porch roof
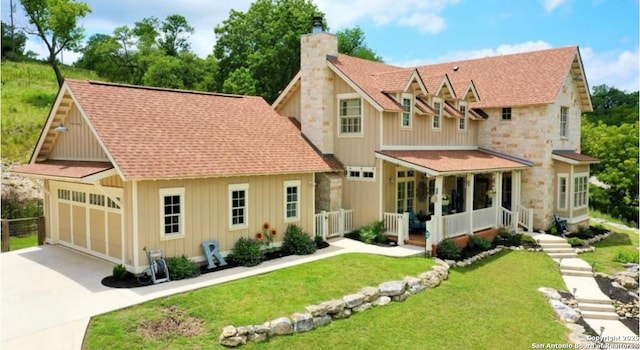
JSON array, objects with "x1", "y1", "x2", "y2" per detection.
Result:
[
  {"x1": 11, "y1": 160, "x2": 116, "y2": 182},
  {"x1": 375, "y1": 149, "x2": 531, "y2": 176},
  {"x1": 551, "y1": 150, "x2": 600, "y2": 164}
]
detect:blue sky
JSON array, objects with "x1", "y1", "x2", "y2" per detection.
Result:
[{"x1": 2, "y1": 0, "x2": 638, "y2": 91}]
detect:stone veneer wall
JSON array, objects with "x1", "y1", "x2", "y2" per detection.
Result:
[
  {"x1": 315, "y1": 172, "x2": 343, "y2": 212},
  {"x1": 478, "y1": 71, "x2": 587, "y2": 230}
]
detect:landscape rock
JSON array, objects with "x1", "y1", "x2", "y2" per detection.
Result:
[
  {"x1": 219, "y1": 334, "x2": 246, "y2": 347},
  {"x1": 305, "y1": 304, "x2": 328, "y2": 317},
  {"x1": 538, "y1": 287, "x2": 562, "y2": 300},
  {"x1": 222, "y1": 325, "x2": 237, "y2": 338},
  {"x1": 379, "y1": 280, "x2": 406, "y2": 296},
  {"x1": 549, "y1": 299, "x2": 581, "y2": 323},
  {"x1": 359, "y1": 286, "x2": 380, "y2": 302},
  {"x1": 342, "y1": 293, "x2": 365, "y2": 308},
  {"x1": 372, "y1": 296, "x2": 391, "y2": 306},
  {"x1": 313, "y1": 315, "x2": 332, "y2": 328},
  {"x1": 269, "y1": 317, "x2": 293, "y2": 336},
  {"x1": 236, "y1": 326, "x2": 251, "y2": 336},
  {"x1": 404, "y1": 276, "x2": 425, "y2": 294},
  {"x1": 248, "y1": 332, "x2": 267, "y2": 343},
  {"x1": 321, "y1": 299, "x2": 346, "y2": 314},
  {"x1": 616, "y1": 276, "x2": 639, "y2": 289},
  {"x1": 391, "y1": 291, "x2": 411, "y2": 302},
  {"x1": 292, "y1": 313, "x2": 314, "y2": 333},
  {"x1": 253, "y1": 323, "x2": 270, "y2": 334},
  {"x1": 352, "y1": 302, "x2": 372, "y2": 313},
  {"x1": 332, "y1": 308, "x2": 352, "y2": 320}
]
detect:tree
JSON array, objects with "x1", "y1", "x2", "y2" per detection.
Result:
[
  {"x1": 336, "y1": 26, "x2": 383, "y2": 62},
  {"x1": 1, "y1": 20, "x2": 27, "y2": 59},
  {"x1": 223, "y1": 67, "x2": 257, "y2": 96},
  {"x1": 213, "y1": 0, "x2": 324, "y2": 103},
  {"x1": 159, "y1": 14, "x2": 194, "y2": 56},
  {"x1": 21, "y1": 0, "x2": 91, "y2": 86}
]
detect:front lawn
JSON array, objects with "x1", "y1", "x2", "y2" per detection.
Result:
[
  {"x1": 8, "y1": 233, "x2": 38, "y2": 251},
  {"x1": 83, "y1": 251, "x2": 568, "y2": 349},
  {"x1": 580, "y1": 220, "x2": 639, "y2": 275}
]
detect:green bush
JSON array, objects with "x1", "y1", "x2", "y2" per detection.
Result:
[
  {"x1": 567, "y1": 237, "x2": 584, "y2": 247},
  {"x1": 520, "y1": 235, "x2": 538, "y2": 247},
  {"x1": 468, "y1": 236, "x2": 491, "y2": 252},
  {"x1": 282, "y1": 224, "x2": 317, "y2": 255},
  {"x1": 165, "y1": 255, "x2": 201, "y2": 280},
  {"x1": 613, "y1": 251, "x2": 639, "y2": 264},
  {"x1": 314, "y1": 235, "x2": 324, "y2": 245},
  {"x1": 112, "y1": 264, "x2": 128, "y2": 280},
  {"x1": 358, "y1": 220, "x2": 386, "y2": 244},
  {"x1": 436, "y1": 239, "x2": 461, "y2": 260},
  {"x1": 509, "y1": 233, "x2": 524, "y2": 246},
  {"x1": 228, "y1": 237, "x2": 263, "y2": 267}
]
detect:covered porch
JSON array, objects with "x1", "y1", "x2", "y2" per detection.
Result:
[{"x1": 375, "y1": 149, "x2": 533, "y2": 248}]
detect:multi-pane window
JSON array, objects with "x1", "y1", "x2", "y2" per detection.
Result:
[
  {"x1": 89, "y1": 193, "x2": 105, "y2": 206},
  {"x1": 459, "y1": 105, "x2": 467, "y2": 130},
  {"x1": 401, "y1": 95, "x2": 412, "y2": 127},
  {"x1": 284, "y1": 180, "x2": 300, "y2": 221},
  {"x1": 558, "y1": 175, "x2": 568, "y2": 209},
  {"x1": 396, "y1": 169, "x2": 415, "y2": 213},
  {"x1": 560, "y1": 106, "x2": 568, "y2": 137},
  {"x1": 107, "y1": 197, "x2": 121, "y2": 209},
  {"x1": 574, "y1": 175, "x2": 588, "y2": 208},
  {"x1": 57, "y1": 189, "x2": 70, "y2": 200},
  {"x1": 346, "y1": 166, "x2": 375, "y2": 181},
  {"x1": 229, "y1": 184, "x2": 248, "y2": 228},
  {"x1": 160, "y1": 188, "x2": 184, "y2": 238},
  {"x1": 432, "y1": 101, "x2": 441, "y2": 129},
  {"x1": 501, "y1": 107, "x2": 512, "y2": 120},
  {"x1": 339, "y1": 97, "x2": 362, "y2": 134},
  {"x1": 72, "y1": 191, "x2": 86, "y2": 203}
]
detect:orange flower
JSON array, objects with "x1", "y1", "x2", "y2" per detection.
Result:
[
  {"x1": 271, "y1": 229, "x2": 277, "y2": 237},
  {"x1": 263, "y1": 222, "x2": 270, "y2": 230},
  {"x1": 256, "y1": 232, "x2": 263, "y2": 240}
]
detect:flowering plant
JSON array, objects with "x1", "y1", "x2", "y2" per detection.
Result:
[{"x1": 256, "y1": 222, "x2": 277, "y2": 253}]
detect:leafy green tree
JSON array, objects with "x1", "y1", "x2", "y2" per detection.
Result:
[
  {"x1": 587, "y1": 84, "x2": 639, "y2": 125},
  {"x1": 336, "y1": 26, "x2": 383, "y2": 62},
  {"x1": 1, "y1": 20, "x2": 27, "y2": 60},
  {"x1": 223, "y1": 67, "x2": 258, "y2": 95},
  {"x1": 21, "y1": 0, "x2": 91, "y2": 86},
  {"x1": 213, "y1": 0, "x2": 324, "y2": 103},
  {"x1": 159, "y1": 14, "x2": 194, "y2": 57}
]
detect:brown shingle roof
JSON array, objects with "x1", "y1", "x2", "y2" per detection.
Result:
[
  {"x1": 62, "y1": 79, "x2": 333, "y2": 180},
  {"x1": 376, "y1": 150, "x2": 530, "y2": 174},
  {"x1": 552, "y1": 150, "x2": 599, "y2": 164},
  {"x1": 12, "y1": 160, "x2": 113, "y2": 179}
]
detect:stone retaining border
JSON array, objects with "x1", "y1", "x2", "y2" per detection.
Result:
[{"x1": 218, "y1": 258, "x2": 451, "y2": 347}]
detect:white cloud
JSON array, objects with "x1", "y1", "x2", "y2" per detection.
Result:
[
  {"x1": 542, "y1": 0, "x2": 568, "y2": 13},
  {"x1": 398, "y1": 13, "x2": 446, "y2": 34},
  {"x1": 580, "y1": 47, "x2": 639, "y2": 92}
]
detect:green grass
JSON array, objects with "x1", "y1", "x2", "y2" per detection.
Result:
[
  {"x1": 579, "y1": 219, "x2": 639, "y2": 275},
  {"x1": 1, "y1": 60, "x2": 100, "y2": 162},
  {"x1": 8, "y1": 233, "x2": 38, "y2": 250},
  {"x1": 84, "y1": 252, "x2": 568, "y2": 349}
]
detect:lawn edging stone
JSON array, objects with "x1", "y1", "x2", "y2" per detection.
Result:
[{"x1": 218, "y1": 258, "x2": 451, "y2": 347}]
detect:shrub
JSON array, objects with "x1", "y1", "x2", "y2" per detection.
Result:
[
  {"x1": 436, "y1": 239, "x2": 461, "y2": 260},
  {"x1": 282, "y1": 224, "x2": 317, "y2": 255},
  {"x1": 112, "y1": 264, "x2": 128, "y2": 280},
  {"x1": 509, "y1": 233, "x2": 524, "y2": 246},
  {"x1": 165, "y1": 255, "x2": 201, "y2": 280},
  {"x1": 520, "y1": 235, "x2": 538, "y2": 247},
  {"x1": 567, "y1": 226, "x2": 595, "y2": 240},
  {"x1": 549, "y1": 225, "x2": 558, "y2": 235},
  {"x1": 314, "y1": 235, "x2": 324, "y2": 245},
  {"x1": 344, "y1": 230, "x2": 360, "y2": 240},
  {"x1": 359, "y1": 220, "x2": 386, "y2": 244},
  {"x1": 613, "y1": 251, "x2": 639, "y2": 264},
  {"x1": 228, "y1": 237, "x2": 263, "y2": 267},
  {"x1": 567, "y1": 237, "x2": 584, "y2": 247},
  {"x1": 468, "y1": 236, "x2": 491, "y2": 252}
]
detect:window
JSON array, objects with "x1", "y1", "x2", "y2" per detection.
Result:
[
  {"x1": 560, "y1": 106, "x2": 569, "y2": 137},
  {"x1": 458, "y1": 104, "x2": 467, "y2": 131},
  {"x1": 573, "y1": 175, "x2": 588, "y2": 208},
  {"x1": 338, "y1": 96, "x2": 362, "y2": 134},
  {"x1": 57, "y1": 189, "x2": 70, "y2": 201},
  {"x1": 107, "y1": 197, "x2": 121, "y2": 209},
  {"x1": 396, "y1": 169, "x2": 415, "y2": 213},
  {"x1": 501, "y1": 107, "x2": 512, "y2": 120},
  {"x1": 557, "y1": 175, "x2": 568, "y2": 210},
  {"x1": 284, "y1": 180, "x2": 300, "y2": 222},
  {"x1": 72, "y1": 191, "x2": 86, "y2": 203},
  {"x1": 89, "y1": 193, "x2": 105, "y2": 206},
  {"x1": 346, "y1": 166, "x2": 375, "y2": 181},
  {"x1": 229, "y1": 184, "x2": 249, "y2": 229},
  {"x1": 401, "y1": 94, "x2": 412, "y2": 128},
  {"x1": 432, "y1": 100, "x2": 442, "y2": 129},
  {"x1": 160, "y1": 188, "x2": 184, "y2": 238}
]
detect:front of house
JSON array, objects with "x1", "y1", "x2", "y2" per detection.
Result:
[
  {"x1": 273, "y1": 23, "x2": 597, "y2": 247},
  {"x1": 13, "y1": 80, "x2": 335, "y2": 273}
]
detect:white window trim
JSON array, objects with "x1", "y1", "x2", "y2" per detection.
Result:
[
  {"x1": 346, "y1": 165, "x2": 376, "y2": 182},
  {"x1": 229, "y1": 183, "x2": 249, "y2": 230},
  {"x1": 560, "y1": 106, "x2": 569, "y2": 139},
  {"x1": 458, "y1": 102, "x2": 467, "y2": 132},
  {"x1": 573, "y1": 173, "x2": 588, "y2": 209},
  {"x1": 557, "y1": 173, "x2": 568, "y2": 210},
  {"x1": 159, "y1": 187, "x2": 185, "y2": 240},
  {"x1": 400, "y1": 93, "x2": 413, "y2": 129},
  {"x1": 337, "y1": 92, "x2": 363, "y2": 137},
  {"x1": 284, "y1": 180, "x2": 300, "y2": 223},
  {"x1": 432, "y1": 97, "x2": 442, "y2": 131}
]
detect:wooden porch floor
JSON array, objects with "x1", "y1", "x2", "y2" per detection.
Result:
[{"x1": 387, "y1": 230, "x2": 427, "y2": 247}]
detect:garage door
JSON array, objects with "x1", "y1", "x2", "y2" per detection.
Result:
[{"x1": 52, "y1": 182, "x2": 123, "y2": 263}]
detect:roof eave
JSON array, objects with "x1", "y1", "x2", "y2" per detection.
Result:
[{"x1": 327, "y1": 59, "x2": 384, "y2": 112}]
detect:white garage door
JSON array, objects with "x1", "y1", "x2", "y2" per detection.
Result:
[{"x1": 51, "y1": 182, "x2": 123, "y2": 264}]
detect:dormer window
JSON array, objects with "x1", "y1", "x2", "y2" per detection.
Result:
[
  {"x1": 458, "y1": 103, "x2": 467, "y2": 131},
  {"x1": 338, "y1": 93, "x2": 362, "y2": 135},
  {"x1": 432, "y1": 98, "x2": 442, "y2": 130},
  {"x1": 401, "y1": 93, "x2": 412, "y2": 128}
]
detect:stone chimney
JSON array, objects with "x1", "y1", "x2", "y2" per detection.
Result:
[{"x1": 300, "y1": 16, "x2": 337, "y2": 155}]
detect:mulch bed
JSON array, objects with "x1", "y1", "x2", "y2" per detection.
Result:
[
  {"x1": 594, "y1": 275, "x2": 639, "y2": 335},
  {"x1": 101, "y1": 241, "x2": 330, "y2": 289}
]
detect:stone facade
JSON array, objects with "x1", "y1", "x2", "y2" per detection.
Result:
[{"x1": 315, "y1": 172, "x2": 343, "y2": 212}]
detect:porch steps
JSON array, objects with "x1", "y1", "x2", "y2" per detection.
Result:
[
  {"x1": 560, "y1": 259, "x2": 593, "y2": 277},
  {"x1": 580, "y1": 310, "x2": 620, "y2": 320},
  {"x1": 578, "y1": 302, "x2": 616, "y2": 313},
  {"x1": 537, "y1": 237, "x2": 577, "y2": 259}
]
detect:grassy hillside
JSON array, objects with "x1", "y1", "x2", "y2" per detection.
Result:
[{"x1": 1, "y1": 61, "x2": 101, "y2": 163}]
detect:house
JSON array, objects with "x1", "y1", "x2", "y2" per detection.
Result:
[
  {"x1": 272, "y1": 19, "x2": 597, "y2": 247},
  {"x1": 12, "y1": 79, "x2": 335, "y2": 273}
]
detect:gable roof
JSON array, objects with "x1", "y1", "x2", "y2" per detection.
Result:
[
  {"x1": 27, "y1": 79, "x2": 333, "y2": 180},
  {"x1": 416, "y1": 46, "x2": 592, "y2": 110}
]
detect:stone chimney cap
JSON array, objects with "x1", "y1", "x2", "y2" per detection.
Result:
[{"x1": 312, "y1": 16, "x2": 323, "y2": 33}]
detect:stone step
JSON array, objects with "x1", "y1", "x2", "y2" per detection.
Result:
[
  {"x1": 578, "y1": 302, "x2": 616, "y2": 313},
  {"x1": 560, "y1": 262, "x2": 592, "y2": 272},
  {"x1": 581, "y1": 310, "x2": 620, "y2": 320},
  {"x1": 544, "y1": 247, "x2": 575, "y2": 253},
  {"x1": 547, "y1": 252, "x2": 577, "y2": 259},
  {"x1": 561, "y1": 269, "x2": 593, "y2": 277},
  {"x1": 577, "y1": 297, "x2": 614, "y2": 305},
  {"x1": 539, "y1": 243, "x2": 571, "y2": 249}
]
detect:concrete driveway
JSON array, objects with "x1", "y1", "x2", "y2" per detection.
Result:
[{"x1": 1, "y1": 241, "x2": 423, "y2": 350}]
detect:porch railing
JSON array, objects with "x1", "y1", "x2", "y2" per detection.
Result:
[
  {"x1": 443, "y1": 211, "x2": 469, "y2": 238},
  {"x1": 314, "y1": 209, "x2": 353, "y2": 240},
  {"x1": 517, "y1": 204, "x2": 534, "y2": 232},
  {"x1": 500, "y1": 207, "x2": 512, "y2": 227},
  {"x1": 383, "y1": 212, "x2": 408, "y2": 246},
  {"x1": 472, "y1": 207, "x2": 495, "y2": 231}
]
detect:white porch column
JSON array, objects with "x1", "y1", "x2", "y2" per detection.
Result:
[
  {"x1": 512, "y1": 171, "x2": 521, "y2": 231},
  {"x1": 466, "y1": 173, "x2": 474, "y2": 234},
  {"x1": 434, "y1": 176, "x2": 444, "y2": 241},
  {"x1": 494, "y1": 172, "x2": 503, "y2": 227}
]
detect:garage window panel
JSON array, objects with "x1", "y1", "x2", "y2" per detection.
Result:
[{"x1": 159, "y1": 188, "x2": 185, "y2": 239}]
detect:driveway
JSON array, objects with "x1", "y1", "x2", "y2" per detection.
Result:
[{"x1": 1, "y1": 241, "x2": 423, "y2": 350}]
